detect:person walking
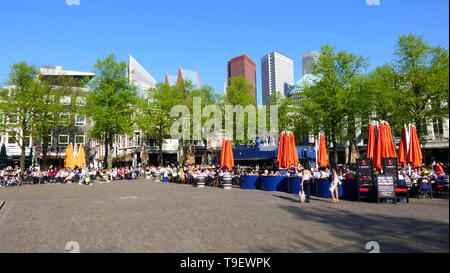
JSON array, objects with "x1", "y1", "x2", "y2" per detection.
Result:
[
  {"x1": 301, "y1": 168, "x2": 312, "y2": 203},
  {"x1": 330, "y1": 168, "x2": 341, "y2": 203}
]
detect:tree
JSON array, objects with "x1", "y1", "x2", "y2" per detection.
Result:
[
  {"x1": 224, "y1": 76, "x2": 255, "y2": 106},
  {"x1": 0, "y1": 144, "x2": 7, "y2": 169},
  {"x1": 0, "y1": 62, "x2": 42, "y2": 171},
  {"x1": 224, "y1": 76, "x2": 256, "y2": 144},
  {"x1": 268, "y1": 91, "x2": 298, "y2": 132},
  {"x1": 136, "y1": 83, "x2": 184, "y2": 166},
  {"x1": 32, "y1": 75, "x2": 80, "y2": 168},
  {"x1": 299, "y1": 45, "x2": 370, "y2": 166},
  {"x1": 83, "y1": 55, "x2": 137, "y2": 168},
  {"x1": 392, "y1": 34, "x2": 448, "y2": 139},
  {"x1": 187, "y1": 85, "x2": 221, "y2": 164}
]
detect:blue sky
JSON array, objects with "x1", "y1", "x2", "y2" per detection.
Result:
[{"x1": 0, "y1": 0, "x2": 448, "y2": 104}]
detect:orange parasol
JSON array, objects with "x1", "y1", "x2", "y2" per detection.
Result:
[
  {"x1": 289, "y1": 133, "x2": 299, "y2": 168},
  {"x1": 64, "y1": 143, "x2": 75, "y2": 169},
  {"x1": 75, "y1": 144, "x2": 87, "y2": 168},
  {"x1": 277, "y1": 132, "x2": 285, "y2": 168},
  {"x1": 374, "y1": 123, "x2": 383, "y2": 170},
  {"x1": 366, "y1": 123, "x2": 376, "y2": 159},
  {"x1": 385, "y1": 123, "x2": 397, "y2": 159},
  {"x1": 408, "y1": 125, "x2": 423, "y2": 168},
  {"x1": 398, "y1": 125, "x2": 408, "y2": 166},
  {"x1": 318, "y1": 134, "x2": 329, "y2": 167},
  {"x1": 220, "y1": 140, "x2": 234, "y2": 170}
]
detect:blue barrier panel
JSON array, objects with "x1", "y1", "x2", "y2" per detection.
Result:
[
  {"x1": 241, "y1": 176, "x2": 261, "y2": 190},
  {"x1": 288, "y1": 177, "x2": 302, "y2": 194},
  {"x1": 262, "y1": 176, "x2": 288, "y2": 191},
  {"x1": 315, "y1": 179, "x2": 343, "y2": 198}
]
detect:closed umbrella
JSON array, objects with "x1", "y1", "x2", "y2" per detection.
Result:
[
  {"x1": 75, "y1": 144, "x2": 87, "y2": 168},
  {"x1": 374, "y1": 122, "x2": 384, "y2": 170},
  {"x1": 350, "y1": 143, "x2": 360, "y2": 164},
  {"x1": 398, "y1": 125, "x2": 408, "y2": 166},
  {"x1": 367, "y1": 123, "x2": 376, "y2": 159},
  {"x1": 385, "y1": 123, "x2": 397, "y2": 159},
  {"x1": 289, "y1": 133, "x2": 299, "y2": 167},
  {"x1": 220, "y1": 140, "x2": 234, "y2": 170},
  {"x1": 277, "y1": 132, "x2": 286, "y2": 168},
  {"x1": 408, "y1": 125, "x2": 423, "y2": 168},
  {"x1": 318, "y1": 134, "x2": 329, "y2": 167},
  {"x1": 282, "y1": 132, "x2": 291, "y2": 168},
  {"x1": 64, "y1": 143, "x2": 74, "y2": 169},
  {"x1": 220, "y1": 140, "x2": 226, "y2": 167}
]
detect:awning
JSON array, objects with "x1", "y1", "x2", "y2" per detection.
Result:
[{"x1": 113, "y1": 153, "x2": 132, "y2": 162}]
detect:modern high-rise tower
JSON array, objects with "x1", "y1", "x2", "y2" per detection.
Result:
[
  {"x1": 261, "y1": 51, "x2": 294, "y2": 105},
  {"x1": 227, "y1": 54, "x2": 257, "y2": 104},
  {"x1": 302, "y1": 51, "x2": 321, "y2": 76}
]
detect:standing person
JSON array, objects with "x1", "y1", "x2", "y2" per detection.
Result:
[
  {"x1": 330, "y1": 168, "x2": 341, "y2": 203},
  {"x1": 301, "y1": 168, "x2": 312, "y2": 203}
]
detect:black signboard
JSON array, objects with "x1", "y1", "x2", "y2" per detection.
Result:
[
  {"x1": 356, "y1": 158, "x2": 373, "y2": 186},
  {"x1": 383, "y1": 157, "x2": 398, "y2": 177},
  {"x1": 376, "y1": 175, "x2": 396, "y2": 201}
]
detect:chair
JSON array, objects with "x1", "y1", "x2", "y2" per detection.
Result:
[
  {"x1": 357, "y1": 177, "x2": 375, "y2": 202},
  {"x1": 417, "y1": 178, "x2": 433, "y2": 199},
  {"x1": 395, "y1": 180, "x2": 409, "y2": 203},
  {"x1": 433, "y1": 177, "x2": 448, "y2": 198}
]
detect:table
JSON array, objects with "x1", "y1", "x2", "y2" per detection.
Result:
[
  {"x1": 240, "y1": 176, "x2": 261, "y2": 190},
  {"x1": 261, "y1": 176, "x2": 288, "y2": 192}
]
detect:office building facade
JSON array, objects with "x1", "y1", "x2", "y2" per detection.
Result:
[
  {"x1": 261, "y1": 51, "x2": 294, "y2": 105},
  {"x1": 227, "y1": 55, "x2": 257, "y2": 104},
  {"x1": 302, "y1": 51, "x2": 321, "y2": 76}
]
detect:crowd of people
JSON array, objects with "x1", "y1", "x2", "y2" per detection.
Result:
[{"x1": 1, "y1": 162, "x2": 448, "y2": 204}]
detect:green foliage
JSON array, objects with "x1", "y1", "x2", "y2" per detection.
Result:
[
  {"x1": 83, "y1": 54, "x2": 137, "y2": 168},
  {"x1": 0, "y1": 61, "x2": 42, "y2": 171},
  {"x1": 298, "y1": 45, "x2": 369, "y2": 166},
  {"x1": 369, "y1": 34, "x2": 449, "y2": 139},
  {"x1": 268, "y1": 91, "x2": 298, "y2": 132},
  {"x1": 136, "y1": 83, "x2": 185, "y2": 165},
  {"x1": 33, "y1": 75, "x2": 80, "y2": 168},
  {"x1": 225, "y1": 76, "x2": 255, "y2": 106}
]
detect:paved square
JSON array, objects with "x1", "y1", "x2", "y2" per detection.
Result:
[{"x1": 0, "y1": 180, "x2": 448, "y2": 253}]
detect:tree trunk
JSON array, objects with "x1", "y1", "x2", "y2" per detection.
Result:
[
  {"x1": 20, "y1": 144, "x2": 26, "y2": 172},
  {"x1": 331, "y1": 133, "x2": 338, "y2": 168},
  {"x1": 104, "y1": 134, "x2": 109, "y2": 169},
  {"x1": 158, "y1": 132, "x2": 163, "y2": 166},
  {"x1": 108, "y1": 137, "x2": 113, "y2": 169},
  {"x1": 42, "y1": 139, "x2": 49, "y2": 169}
]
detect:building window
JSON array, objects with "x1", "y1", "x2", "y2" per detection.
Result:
[
  {"x1": 59, "y1": 135, "x2": 69, "y2": 145},
  {"x1": 8, "y1": 135, "x2": 16, "y2": 146},
  {"x1": 134, "y1": 132, "x2": 141, "y2": 146},
  {"x1": 75, "y1": 135, "x2": 85, "y2": 145},
  {"x1": 76, "y1": 97, "x2": 86, "y2": 106},
  {"x1": 149, "y1": 139, "x2": 157, "y2": 147},
  {"x1": 60, "y1": 113, "x2": 70, "y2": 123},
  {"x1": 60, "y1": 96, "x2": 71, "y2": 105},
  {"x1": 7, "y1": 113, "x2": 18, "y2": 124},
  {"x1": 75, "y1": 115, "x2": 86, "y2": 126},
  {"x1": 433, "y1": 119, "x2": 444, "y2": 139}
]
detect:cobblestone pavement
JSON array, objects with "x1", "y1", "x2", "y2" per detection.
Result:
[{"x1": 0, "y1": 179, "x2": 448, "y2": 253}]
